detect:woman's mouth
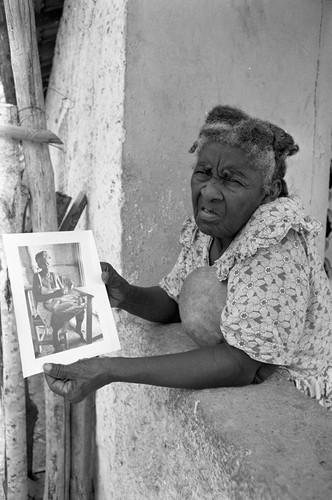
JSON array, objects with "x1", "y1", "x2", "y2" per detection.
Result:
[{"x1": 199, "y1": 207, "x2": 219, "y2": 219}]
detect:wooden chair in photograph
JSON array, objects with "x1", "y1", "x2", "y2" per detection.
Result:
[
  {"x1": 24, "y1": 286, "x2": 68, "y2": 354},
  {"x1": 72, "y1": 287, "x2": 95, "y2": 343}
]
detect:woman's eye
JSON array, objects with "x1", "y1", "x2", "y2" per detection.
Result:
[
  {"x1": 221, "y1": 175, "x2": 241, "y2": 185},
  {"x1": 194, "y1": 169, "x2": 210, "y2": 177}
]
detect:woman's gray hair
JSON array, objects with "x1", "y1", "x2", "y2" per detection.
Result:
[{"x1": 190, "y1": 105, "x2": 299, "y2": 196}]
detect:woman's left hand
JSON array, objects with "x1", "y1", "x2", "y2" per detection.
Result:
[{"x1": 43, "y1": 358, "x2": 111, "y2": 404}]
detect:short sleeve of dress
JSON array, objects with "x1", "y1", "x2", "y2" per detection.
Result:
[
  {"x1": 159, "y1": 217, "x2": 202, "y2": 303},
  {"x1": 220, "y1": 230, "x2": 310, "y2": 365}
]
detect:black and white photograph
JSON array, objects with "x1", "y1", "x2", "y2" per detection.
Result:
[{"x1": 3, "y1": 230, "x2": 120, "y2": 377}]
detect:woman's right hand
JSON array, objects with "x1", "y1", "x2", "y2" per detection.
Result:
[
  {"x1": 43, "y1": 357, "x2": 112, "y2": 404},
  {"x1": 52, "y1": 288, "x2": 65, "y2": 298},
  {"x1": 100, "y1": 262, "x2": 130, "y2": 308}
]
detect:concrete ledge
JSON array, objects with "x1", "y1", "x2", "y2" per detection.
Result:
[{"x1": 95, "y1": 319, "x2": 332, "y2": 499}]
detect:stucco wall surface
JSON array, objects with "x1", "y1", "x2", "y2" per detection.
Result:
[
  {"x1": 44, "y1": 0, "x2": 332, "y2": 498},
  {"x1": 46, "y1": 0, "x2": 127, "y2": 270},
  {"x1": 97, "y1": 1, "x2": 332, "y2": 498},
  {"x1": 122, "y1": 0, "x2": 332, "y2": 278},
  {"x1": 94, "y1": 321, "x2": 332, "y2": 500}
]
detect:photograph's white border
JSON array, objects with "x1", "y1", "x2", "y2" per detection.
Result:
[{"x1": 2, "y1": 230, "x2": 121, "y2": 377}]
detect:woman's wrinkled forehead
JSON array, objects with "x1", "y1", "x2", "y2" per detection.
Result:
[
  {"x1": 193, "y1": 120, "x2": 277, "y2": 188},
  {"x1": 190, "y1": 105, "x2": 298, "y2": 196},
  {"x1": 196, "y1": 141, "x2": 265, "y2": 183}
]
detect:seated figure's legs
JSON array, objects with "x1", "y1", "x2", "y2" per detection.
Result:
[
  {"x1": 50, "y1": 306, "x2": 85, "y2": 350},
  {"x1": 50, "y1": 314, "x2": 66, "y2": 352},
  {"x1": 75, "y1": 309, "x2": 85, "y2": 335}
]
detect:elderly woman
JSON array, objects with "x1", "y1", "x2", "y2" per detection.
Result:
[
  {"x1": 44, "y1": 105, "x2": 332, "y2": 408},
  {"x1": 33, "y1": 250, "x2": 86, "y2": 352}
]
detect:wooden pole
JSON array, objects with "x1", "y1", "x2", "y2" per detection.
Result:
[
  {"x1": 3, "y1": 0, "x2": 58, "y2": 231},
  {"x1": 70, "y1": 396, "x2": 95, "y2": 499},
  {"x1": 2, "y1": 1, "x2": 70, "y2": 498},
  {"x1": 3, "y1": 3, "x2": 96, "y2": 498},
  {"x1": 0, "y1": 104, "x2": 27, "y2": 500},
  {"x1": 0, "y1": 1, "x2": 16, "y2": 105}
]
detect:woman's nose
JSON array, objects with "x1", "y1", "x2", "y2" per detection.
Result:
[{"x1": 201, "y1": 180, "x2": 223, "y2": 201}]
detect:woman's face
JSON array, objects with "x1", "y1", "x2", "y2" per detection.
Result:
[
  {"x1": 36, "y1": 251, "x2": 51, "y2": 271},
  {"x1": 191, "y1": 142, "x2": 268, "y2": 247}
]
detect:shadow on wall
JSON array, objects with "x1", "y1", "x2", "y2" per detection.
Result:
[{"x1": 324, "y1": 161, "x2": 332, "y2": 287}]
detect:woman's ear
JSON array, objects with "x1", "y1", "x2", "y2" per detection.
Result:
[{"x1": 262, "y1": 179, "x2": 282, "y2": 204}]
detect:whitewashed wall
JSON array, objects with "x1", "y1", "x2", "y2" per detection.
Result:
[
  {"x1": 46, "y1": 0, "x2": 127, "y2": 271},
  {"x1": 46, "y1": 1, "x2": 332, "y2": 497}
]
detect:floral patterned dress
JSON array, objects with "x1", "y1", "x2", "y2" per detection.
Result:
[{"x1": 159, "y1": 197, "x2": 332, "y2": 409}]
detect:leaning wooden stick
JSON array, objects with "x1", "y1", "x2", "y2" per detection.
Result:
[
  {"x1": 3, "y1": 1, "x2": 68, "y2": 498},
  {"x1": 58, "y1": 192, "x2": 93, "y2": 499},
  {"x1": 0, "y1": 123, "x2": 63, "y2": 144},
  {"x1": 0, "y1": 248, "x2": 28, "y2": 500},
  {"x1": 59, "y1": 192, "x2": 88, "y2": 231},
  {"x1": 0, "y1": 104, "x2": 27, "y2": 500},
  {"x1": 3, "y1": 3, "x2": 93, "y2": 498}
]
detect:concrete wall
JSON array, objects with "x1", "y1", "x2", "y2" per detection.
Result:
[
  {"x1": 45, "y1": 0, "x2": 332, "y2": 498},
  {"x1": 46, "y1": 0, "x2": 127, "y2": 271},
  {"x1": 122, "y1": 0, "x2": 332, "y2": 274},
  {"x1": 97, "y1": 322, "x2": 332, "y2": 500}
]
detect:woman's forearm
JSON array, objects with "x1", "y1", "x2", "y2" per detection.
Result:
[
  {"x1": 43, "y1": 343, "x2": 264, "y2": 403},
  {"x1": 120, "y1": 285, "x2": 181, "y2": 323},
  {"x1": 101, "y1": 263, "x2": 180, "y2": 323},
  {"x1": 33, "y1": 288, "x2": 63, "y2": 302},
  {"x1": 103, "y1": 343, "x2": 260, "y2": 389}
]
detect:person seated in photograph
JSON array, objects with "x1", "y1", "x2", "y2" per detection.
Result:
[
  {"x1": 33, "y1": 250, "x2": 86, "y2": 352},
  {"x1": 43, "y1": 105, "x2": 332, "y2": 408}
]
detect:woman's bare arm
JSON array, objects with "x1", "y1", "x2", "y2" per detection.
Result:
[
  {"x1": 32, "y1": 273, "x2": 64, "y2": 302},
  {"x1": 101, "y1": 262, "x2": 180, "y2": 323},
  {"x1": 43, "y1": 343, "x2": 263, "y2": 403},
  {"x1": 120, "y1": 285, "x2": 181, "y2": 323}
]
